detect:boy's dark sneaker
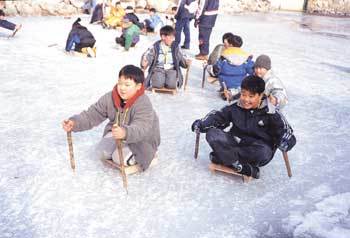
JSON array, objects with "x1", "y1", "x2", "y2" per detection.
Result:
[
  {"x1": 181, "y1": 45, "x2": 189, "y2": 49},
  {"x1": 239, "y1": 164, "x2": 260, "y2": 179},
  {"x1": 209, "y1": 152, "x2": 221, "y2": 164}
]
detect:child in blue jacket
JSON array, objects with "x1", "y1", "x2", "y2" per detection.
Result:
[
  {"x1": 209, "y1": 34, "x2": 254, "y2": 99},
  {"x1": 144, "y1": 8, "x2": 164, "y2": 33}
]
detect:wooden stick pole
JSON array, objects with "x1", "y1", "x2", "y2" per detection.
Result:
[
  {"x1": 194, "y1": 131, "x2": 200, "y2": 159},
  {"x1": 116, "y1": 139, "x2": 128, "y2": 193},
  {"x1": 202, "y1": 64, "x2": 208, "y2": 88},
  {"x1": 183, "y1": 64, "x2": 191, "y2": 91},
  {"x1": 282, "y1": 152, "x2": 292, "y2": 177},
  {"x1": 66, "y1": 131, "x2": 76, "y2": 171}
]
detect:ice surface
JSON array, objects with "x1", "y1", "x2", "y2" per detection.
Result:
[{"x1": 1, "y1": 12, "x2": 350, "y2": 238}]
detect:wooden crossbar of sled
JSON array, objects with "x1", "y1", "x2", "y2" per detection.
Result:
[
  {"x1": 208, "y1": 152, "x2": 292, "y2": 183},
  {"x1": 150, "y1": 65, "x2": 191, "y2": 95},
  {"x1": 209, "y1": 163, "x2": 252, "y2": 183},
  {"x1": 102, "y1": 156, "x2": 159, "y2": 175},
  {"x1": 151, "y1": 87, "x2": 177, "y2": 95}
]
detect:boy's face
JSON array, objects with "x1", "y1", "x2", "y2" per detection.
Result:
[
  {"x1": 240, "y1": 89, "x2": 263, "y2": 109},
  {"x1": 117, "y1": 76, "x2": 141, "y2": 100},
  {"x1": 161, "y1": 34, "x2": 174, "y2": 46},
  {"x1": 223, "y1": 39, "x2": 232, "y2": 48},
  {"x1": 254, "y1": 67, "x2": 268, "y2": 78}
]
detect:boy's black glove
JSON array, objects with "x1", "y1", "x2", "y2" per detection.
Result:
[
  {"x1": 191, "y1": 119, "x2": 203, "y2": 132},
  {"x1": 278, "y1": 134, "x2": 296, "y2": 152}
]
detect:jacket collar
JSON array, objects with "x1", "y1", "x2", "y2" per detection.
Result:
[{"x1": 112, "y1": 84, "x2": 145, "y2": 109}]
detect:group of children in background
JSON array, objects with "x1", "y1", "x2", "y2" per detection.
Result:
[{"x1": 0, "y1": 2, "x2": 296, "y2": 180}]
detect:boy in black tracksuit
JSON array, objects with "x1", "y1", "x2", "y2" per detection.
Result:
[{"x1": 191, "y1": 75, "x2": 296, "y2": 178}]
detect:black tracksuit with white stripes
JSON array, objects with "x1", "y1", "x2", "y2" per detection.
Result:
[{"x1": 201, "y1": 98, "x2": 295, "y2": 167}]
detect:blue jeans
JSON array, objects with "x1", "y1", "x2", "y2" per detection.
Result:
[{"x1": 175, "y1": 18, "x2": 190, "y2": 48}]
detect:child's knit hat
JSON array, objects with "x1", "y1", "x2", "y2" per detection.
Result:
[{"x1": 254, "y1": 54, "x2": 271, "y2": 70}]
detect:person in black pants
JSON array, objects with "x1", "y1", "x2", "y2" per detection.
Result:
[
  {"x1": 65, "y1": 18, "x2": 96, "y2": 56},
  {"x1": 0, "y1": 9, "x2": 22, "y2": 36},
  {"x1": 194, "y1": 0, "x2": 219, "y2": 61},
  {"x1": 191, "y1": 75, "x2": 296, "y2": 178}
]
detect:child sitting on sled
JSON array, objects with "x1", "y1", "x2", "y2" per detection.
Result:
[
  {"x1": 141, "y1": 25, "x2": 191, "y2": 89},
  {"x1": 62, "y1": 65, "x2": 160, "y2": 171},
  {"x1": 0, "y1": 9, "x2": 22, "y2": 37},
  {"x1": 207, "y1": 33, "x2": 254, "y2": 100},
  {"x1": 115, "y1": 17, "x2": 141, "y2": 51},
  {"x1": 191, "y1": 75, "x2": 296, "y2": 178}
]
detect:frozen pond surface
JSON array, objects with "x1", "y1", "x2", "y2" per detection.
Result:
[{"x1": 1, "y1": 12, "x2": 350, "y2": 238}]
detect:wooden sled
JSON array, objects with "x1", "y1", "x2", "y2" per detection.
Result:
[
  {"x1": 208, "y1": 152, "x2": 292, "y2": 183},
  {"x1": 102, "y1": 156, "x2": 159, "y2": 175},
  {"x1": 209, "y1": 163, "x2": 252, "y2": 183},
  {"x1": 151, "y1": 87, "x2": 177, "y2": 95}
]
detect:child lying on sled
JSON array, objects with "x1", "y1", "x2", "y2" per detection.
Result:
[
  {"x1": 0, "y1": 9, "x2": 22, "y2": 37},
  {"x1": 62, "y1": 65, "x2": 160, "y2": 171},
  {"x1": 191, "y1": 75, "x2": 296, "y2": 178}
]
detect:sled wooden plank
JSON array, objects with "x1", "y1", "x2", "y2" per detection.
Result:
[
  {"x1": 103, "y1": 157, "x2": 159, "y2": 175},
  {"x1": 151, "y1": 87, "x2": 177, "y2": 95},
  {"x1": 209, "y1": 163, "x2": 252, "y2": 183}
]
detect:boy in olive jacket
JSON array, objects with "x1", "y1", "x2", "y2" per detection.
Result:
[{"x1": 62, "y1": 65, "x2": 160, "y2": 171}]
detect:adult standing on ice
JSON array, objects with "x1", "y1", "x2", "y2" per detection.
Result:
[
  {"x1": 194, "y1": 0, "x2": 220, "y2": 61},
  {"x1": 62, "y1": 65, "x2": 160, "y2": 171}
]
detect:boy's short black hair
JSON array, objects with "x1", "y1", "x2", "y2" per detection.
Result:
[
  {"x1": 118, "y1": 65, "x2": 144, "y2": 84},
  {"x1": 150, "y1": 8, "x2": 156, "y2": 13},
  {"x1": 232, "y1": 35, "x2": 243, "y2": 47},
  {"x1": 222, "y1": 32, "x2": 243, "y2": 47},
  {"x1": 160, "y1": 25, "x2": 175, "y2": 36},
  {"x1": 241, "y1": 75, "x2": 265, "y2": 94},
  {"x1": 0, "y1": 9, "x2": 5, "y2": 17},
  {"x1": 222, "y1": 32, "x2": 234, "y2": 44}
]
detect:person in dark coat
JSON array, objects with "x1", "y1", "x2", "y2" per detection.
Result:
[
  {"x1": 194, "y1": 0, "x2": 219, "y2": 61},
  {"x1": 191, "y1": 75, "x2": 296, "y2": 178},
  {"x1": 90, "y1": 2, "x2": 104, "y2": 24},
  {"x1": 174, "y1": 0, "x2": 197, "y2": 49},
  {"x1": 0, "y1": 9, "x2": 22, "y2": 36},
  {"x1": 124, "y1": 6, "x2": 144, "y2": 30},
  {"x1": 65, "y1": 18, "x2": 96, "y2": 55}
]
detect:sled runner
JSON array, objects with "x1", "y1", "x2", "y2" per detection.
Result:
[
  {"x1": 209, "y1": 163, "x2": 252, "y2": 183},
  {"x1": 151, "y1": 87, "x2": 177, "y2": 95},
  {"x1": 201, "y1": 44, "x2": 224, "y2": 88},
  {"x1": 208, "y1": 151, "x2": 292, "y2": 183},
  {"x1": 102, "y1": 156, "x2": 159, "y2": 175}
]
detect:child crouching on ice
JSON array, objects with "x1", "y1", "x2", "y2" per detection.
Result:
[
  {"x1": 191, "y1": 75, "x2": 296, "y2": 178},
  {"x1": 62, "y1": 65, "x2": 160, "y2": 171}
]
